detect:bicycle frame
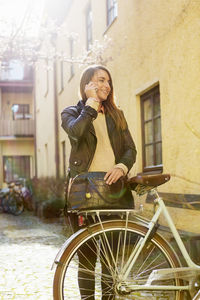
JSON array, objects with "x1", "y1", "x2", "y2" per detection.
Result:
[
  {"x1": 151, "y1": 190, "x2": 200, "y2": 269},
  {"x1": 53, "y1": 188, "x2": 200, "y2": 297},
  {"x1": 93, "y1": 189, "x2": 200, "y2": 293}
]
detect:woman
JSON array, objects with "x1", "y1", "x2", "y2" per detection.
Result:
[{"x1": 61, "y1": 65, "x2": 137, "y2": 299}]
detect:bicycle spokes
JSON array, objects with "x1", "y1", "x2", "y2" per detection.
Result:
[{"x1": 54, "y1": 221, "x2": 185, "y2": 299}]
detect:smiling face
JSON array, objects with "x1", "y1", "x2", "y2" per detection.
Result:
[{"x1": 91, "y1": 69, "x2": 111, "y2": 101}]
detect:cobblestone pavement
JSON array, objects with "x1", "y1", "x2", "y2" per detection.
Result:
[{"x1": 0, "y1": 212, "x2": 69, "y2": 300}]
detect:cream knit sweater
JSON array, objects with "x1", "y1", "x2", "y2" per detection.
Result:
[{"x1": 86, "y1": 98, "x2": 128, "y2": 175}]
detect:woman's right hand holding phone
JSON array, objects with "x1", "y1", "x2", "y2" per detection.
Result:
[{"x1": 85, "y1": 81, "x2": 99, "y2": 101}]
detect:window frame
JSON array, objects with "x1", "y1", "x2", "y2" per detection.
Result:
[
  {"x1": 106, "y1": 0, "x2": 118, "y2": 27},
  {"x1": 44, "y1": 59, "x2": 49, "y2": 97},
  {"x1": 69, "y1": 37, "x2": 75, "y2": 80},
  {"x1": 3, "y1": 156, "x2": 30, "y2": 182},
  {"x1": 59, "y1": 59, "x2": 64, "y2": 92},
  {"x1": 140, "y1": 86, "x2": 163, "y2": 174},
  {"x1": 86, "y1": 4, "x2": 93, "y2": 51},
  {"x1": 12, "y1": 104, "x2": 30, "y2": 120}
]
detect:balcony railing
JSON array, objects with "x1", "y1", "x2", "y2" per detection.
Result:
[
  {"x1": 0, "y1": 61, "x2": 33, "y2": 82},
  {"x1": 0, "y1": 119, "x2": 34, "y2": 137}
]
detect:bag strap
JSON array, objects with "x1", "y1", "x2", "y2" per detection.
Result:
[{"x1": 87, "y1": 177, "x2": 124, "y2": 204}]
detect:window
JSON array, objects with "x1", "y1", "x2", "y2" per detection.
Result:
[
  {"x1": 141, "y1": 86, "x2": 162, "y2": 173},
  {"x1": 107, "y1": 0, "x2": 118, "y2": 27},
  {"x1": 3, "y1": 156, "x2": 30, "y2": 182},
  {"x1": 59, "y1": 59, "x2": 64, "y2": 92},
  {"x1": 12, "y1": 104, "x2": 30, "y2": 120},
  {"x1": 44, "y1": 59, "x2": 49, "y2": 97},
  {"x1": 69, "y1": 37, "x2": 74, "y2": 78},
  {"x1": 86, "y1": 5, "x2": 93, "y2": 50}
]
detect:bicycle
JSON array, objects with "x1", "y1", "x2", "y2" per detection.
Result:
[
  {"x1": 0, "y1": 181, "x2": 24, "y2": 216},
  {"x1": 52, "y1": 174, "x2": 200, "y2": 299}
]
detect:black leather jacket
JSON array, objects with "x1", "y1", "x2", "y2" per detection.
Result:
[{"x1": 61, "y1": 100, "x2": 137, "y2": 178}]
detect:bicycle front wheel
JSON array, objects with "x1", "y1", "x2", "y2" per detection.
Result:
[{"x1": 53, "y1": 220, "x2": 185, "y2": 300}]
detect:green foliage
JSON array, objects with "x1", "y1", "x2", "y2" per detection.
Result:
[
  {"x1": 30, "y1": 177, "x2": 65, "y2": 203},
  {"x1": 30, "y1": 177, "x2": 66, "y2": 217}
]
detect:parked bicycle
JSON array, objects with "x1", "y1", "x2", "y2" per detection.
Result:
[
  {"x1": 0, "y1": 181, "x2": 24, "y2": 215},
  {"x1": 52, "y1": 174, "x2": 200, "y2": 299},
  {"x1": 19, "y1": 178, "x2": 33, "y2": 211},
  {"x1": 0, "y1": 178, "x2": 32, "y2": 216}
]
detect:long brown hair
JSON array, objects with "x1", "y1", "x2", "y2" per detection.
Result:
[{"x1": 80, "y1": 65, "x2": 126, "y2": 130}]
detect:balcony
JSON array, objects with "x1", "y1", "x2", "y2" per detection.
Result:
[
  {"x1": 0, "y1": 60, "x2": 33, "y2": 92},
  {"x1": 0, "y1": 60, "x2": 33, "y2": 81},
  {"x1": 0, "y1": 119, "x2": 34, "y2": 137}
]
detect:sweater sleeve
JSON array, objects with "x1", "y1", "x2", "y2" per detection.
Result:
[
  {"x1": 113, "y1": 163, "x2": 128, "y2": 175},
  {"x1": 85, "y1": 97, "x2": 99, "y2": 111}
]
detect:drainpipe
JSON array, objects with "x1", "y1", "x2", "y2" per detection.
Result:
[
  {"x1": 49, "y1": 31, "x2": 60, "y2": 179},
  {"x1": 53, "y1": 59, "x2": 60, "y2": 179},
  {"x1": 33, "y1": 69, "x2": 38, "y2": 178}
]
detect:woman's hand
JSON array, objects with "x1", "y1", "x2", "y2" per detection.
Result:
[
  {"x1": 104, "y1": 168, "x2": 124, "y2": 185},
  {"x1": 84, "y1": 81, "x2": 100, "y2": 100}
]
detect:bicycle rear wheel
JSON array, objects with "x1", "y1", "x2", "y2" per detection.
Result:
[
  {"x1": 9, "y1": 194, "x2": 24, "y2": 215},
  {"x1": 53, "y1": 220, "x2": 186, "y2": 299}
]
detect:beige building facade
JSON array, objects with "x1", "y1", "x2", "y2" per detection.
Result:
[
  {"x1": 35, "y1": 0, "x2": 200, "y2": 232},
  {"x1": 0, "y1": 61, "x2": 35, "y2": 187},
  {"x1": 35, "y1": 56, "x2": 58, "y2": 178}
]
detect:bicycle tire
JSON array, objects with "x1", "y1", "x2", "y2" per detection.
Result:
[
  {"x1": 9, "y1": 194, "x2": 24, "y2": 216},
  {"x1": 1, "y1": 196, "x2": 9, "y2": 212},
  {"x1": 53, "y1": 220, "x2": 186, "y2": 300}
]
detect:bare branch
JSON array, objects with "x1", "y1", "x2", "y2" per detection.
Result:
[
  {"x1": 185, "y1": 122, "x2": 200, "y2": 140},
  {"x1": 171, "y1": 174, "x2": 200, "y2": 186}
]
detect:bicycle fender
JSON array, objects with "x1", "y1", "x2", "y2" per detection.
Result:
[
  {"x1": 51, "y1": 216, "x2": 151, "y2": 271},
  {"x1": 51, "y1": 227, "x2": 86, "y2": 270},
  {"x1": 51, "y1": 218, "x2": 171, "y2": 271}
]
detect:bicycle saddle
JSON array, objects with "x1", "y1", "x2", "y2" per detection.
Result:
[{"x1": 127, "y1": 174, "x2": 170, "y2": 189}]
